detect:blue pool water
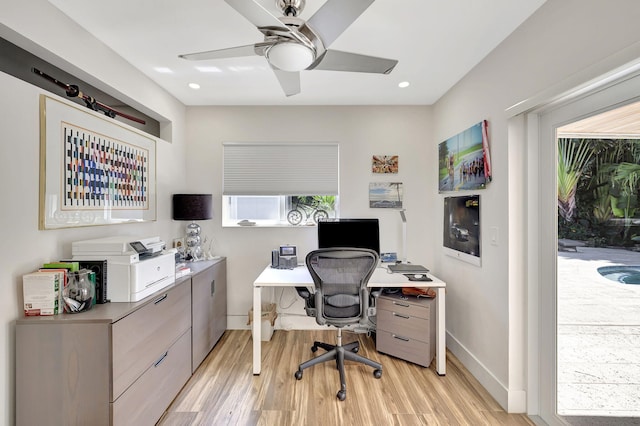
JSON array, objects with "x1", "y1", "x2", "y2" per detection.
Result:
[{"x1": 597, "y1": 266, "x2": 640, "y2": 285}]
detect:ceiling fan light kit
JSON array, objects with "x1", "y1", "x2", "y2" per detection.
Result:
[
  {"x1": 266, "y1": 42, "x2": 315, "y2": 72},
  {"x1": 179, "y1": 0, "x2": 398, "y2": 96}
]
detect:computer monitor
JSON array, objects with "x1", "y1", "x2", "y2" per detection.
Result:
[{"x1": 317, "y1": 218, "x2": 380, "y2": 255}]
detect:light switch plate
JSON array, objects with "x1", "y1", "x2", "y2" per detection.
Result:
[{"x1": 490, "y1": 226, "x2": 499, "y2": 246}]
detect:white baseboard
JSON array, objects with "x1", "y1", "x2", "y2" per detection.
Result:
[{"x1": 446, "y1": 332, "x2": 526, "y2": 413}]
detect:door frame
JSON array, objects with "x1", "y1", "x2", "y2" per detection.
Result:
[{"x1": 523, "y1": 68, "x2": 640, "y2": 425}]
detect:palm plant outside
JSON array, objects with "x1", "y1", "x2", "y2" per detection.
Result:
[
  {"x1": 558, "y1": 138, "x2": 640, "y2": 246},
  {"x1": 558, "y1": 138, "x2": 594, "y2": 222}
]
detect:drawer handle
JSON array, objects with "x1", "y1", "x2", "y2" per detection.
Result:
[
  {"x1": 154, "y1": 294, "x2": 168, "y2": 305},
  {"x1": 154, "y1": 351, "x2": 169, "y2": 367},
  {"x1": 392, "y1": 301, "x2": 410, "y2": 308},
  {"x1": 392, "y1": 334, "x2": 410, "y2": 342},
  {"x1": 211, "y1": 279, "x2": 215, "y2": 296},
  {"x1": 393, "y1": 312, "x2": 410, "y2": 320}
]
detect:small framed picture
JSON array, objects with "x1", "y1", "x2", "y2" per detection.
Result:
[
  {"x1": 372, "y1": 155, "x2": 398, "y2": 174},
  {"x1": 369, "y1": 182, "x2": 403, "y2": 208},
  {"x1": 173, "y1": 238, "x2": 184, "y2": 249}
]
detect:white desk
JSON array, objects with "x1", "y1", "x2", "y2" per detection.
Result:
[{"x1": 253, "y1": 265, "x2": 447, "y2": 375}]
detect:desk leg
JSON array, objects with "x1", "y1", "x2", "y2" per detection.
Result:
[
  {"x1": 253, "y1": 286, "x2": 262, "y2": 375},
  {"x1": 436, "y1": 287, "x2": 446, "y2": 375}
]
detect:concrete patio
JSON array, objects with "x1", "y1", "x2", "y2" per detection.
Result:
[{"x1": 557, "y1": 247, "x2": 640, "y2": 419}]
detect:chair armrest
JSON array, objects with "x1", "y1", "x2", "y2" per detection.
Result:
[
  {"x1": 295, "y1": 286, "x2": 316, "y2": 317},
  {"x1": 369, "y1": 287, "x2": 383, "y2": 298},
  {"x1": 295, "y1": 286, "x2": 311, "y2": 299}
]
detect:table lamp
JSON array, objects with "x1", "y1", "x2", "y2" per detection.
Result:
[{"x1": 172, "y1": 194, "x2": 213, "y2": 261}]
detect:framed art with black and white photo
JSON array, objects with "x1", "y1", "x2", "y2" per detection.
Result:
[
  {"x1": 443, "y1": 194, "x2": 480, "y2": 266},
  {"x1": 39, "y1": 95, "x2": 157, "y2": 229}
]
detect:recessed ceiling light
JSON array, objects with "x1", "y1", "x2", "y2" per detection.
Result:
[
  {"x1": 153, "y1": 67, "x2": 173, "y2": 74},
  {"x1": 398, "y1": 81, "x2": 410, "y2": 88},
  {"x1": 195, "y1": 66, "x2": 222, "y2": 73},
  {"x1": 188, "y1": 83, "x2": 201, "y2": 90}
]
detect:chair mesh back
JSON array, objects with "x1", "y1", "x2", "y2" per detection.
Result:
[{"x1": 306, "y1": 248, "x2": 378, "y2": 326}]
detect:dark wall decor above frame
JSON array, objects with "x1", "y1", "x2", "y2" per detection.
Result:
[
  {"x1": 443, "y1": 194, "x2": 480, "y2": 266},
  {"x1": 369, "y1": 182, "x2": 403, "y2": 208},
  {"x1": 0, "y1": 36, "x2": 159, "y2": 136},
  {"x1": 39, "y1": 95, "x2": 157, "y2": 229},
  {"x1": 438, "y1": 120, "x2": 492, "y2": 192},
  {"x1": 372, "y1": 155, "x2": 398, "y2": 173}
]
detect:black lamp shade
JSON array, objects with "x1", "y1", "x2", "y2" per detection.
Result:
[{"x1": 172, "y1": 194, "x2": 213, "y2": 221}]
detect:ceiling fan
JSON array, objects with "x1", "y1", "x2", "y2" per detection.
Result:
[{"x1": 178, "y1": 0, "x2": 398, "y2": 96}]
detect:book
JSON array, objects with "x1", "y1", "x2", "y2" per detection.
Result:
[
  {"x1": 23, "y1": 271, "x2": 62, "y2": 316},
  {"x1": 38, "y1": 268, "x2": 69, "y2": 310},
  {"x1": 176, "y1": 265, "x2": 191, "y2": 279},
  {"x1": 41, "y1": 261, "x2": 80, "y2": 272},
  {"x1": 61, "y1": 259, "x2": 108, "y2": 303}
]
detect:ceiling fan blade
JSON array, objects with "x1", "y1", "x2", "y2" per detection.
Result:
[
  {"x1": 179, "y1": 43, "x2": 271, "y2": 61},
  {"x1": 306, "y1": 0, "x2": 374, "y2": 47},
  {"x1": 225, "y1": 0, "x2": 288, "y2": 30},
  {"x1": 311, "y1": 49, "x2": 397, "y2": 74},
  {"x1": 272, "y1": 69, "x2": 300, "y2": 97}
]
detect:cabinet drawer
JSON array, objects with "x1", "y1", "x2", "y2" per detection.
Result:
[
  {"x1": 376, "y1": 308, "x2": 430, "y2": 342},
  {"x1": 376, "y1": 329, "x2": 433, "y2": 368},
  {"x1": 112, "y1": 283, "x2": 191, "y2": 399},
  {"x1": 378, "y1": 296, "x2": 431, "y2": 320},
  {"x1": 112, "y1": 329, "x2": 191, "y2": 426}
]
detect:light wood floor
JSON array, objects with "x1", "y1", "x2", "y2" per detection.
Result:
[{"x1": 158, "y1": 330, "x2": 535, "y2": 426}]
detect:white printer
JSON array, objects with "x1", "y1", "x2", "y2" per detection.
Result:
[{"x1": 72, "y1": 236, "x2": 176, "y2": 302}]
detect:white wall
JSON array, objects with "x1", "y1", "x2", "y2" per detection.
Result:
[
  {"x1": 431, "y1": 0, "x2": 640, "y2": 413},
  {"x1": 0, "y1": 2, "x2": 188, "y2": 425},
  {"x1": 185, "y1": 106, "x2": 433, "y2": 328},
  {"x1": 4, "y1": 0, "x2": 640, "y2": 423}
]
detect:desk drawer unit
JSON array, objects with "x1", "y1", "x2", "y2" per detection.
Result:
[
  {"x1": 112, "y1": 329, "x2": 191, "y2": 426},
  {"x1": 112, "y1": 281, "x2": 191, "y2": 400},
  {"x1": 376, "y1": 293, "x2": 435, "y2": 367}
]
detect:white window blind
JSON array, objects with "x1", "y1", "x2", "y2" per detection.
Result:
[{"x1": 223, "y1": 142, "x2": 339, "y2": 196}]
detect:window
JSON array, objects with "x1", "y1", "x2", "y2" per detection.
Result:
[{"x1": 222, "y1": 142, "x2": 339, "y2": 226}]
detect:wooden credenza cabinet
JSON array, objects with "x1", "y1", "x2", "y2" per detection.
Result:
[
  {"x1": 376, "y1": 292, "x2": 436, "y2": 367},
  {"x1": 15, "y1": 258, "x2": 227, "y2": 426}
]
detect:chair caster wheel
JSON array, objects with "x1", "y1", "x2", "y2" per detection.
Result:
[
  {"x1": 295, "y1": 370, "x2": 303, "y2": 380},
  {"x1": 352, "y1": 346, "x2": 359, "y2": 353},
  {"x1": 337, "y1": 390, "x2": 346, "y2": 401},
  {"x1": 373, "y1": 369, "x2": 382, "y2": 379},
  {"x1": 311, "y1": 345, "x2": 318, "y2": 353}
]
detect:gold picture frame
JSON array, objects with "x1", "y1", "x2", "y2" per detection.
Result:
[{"x1": 39, "y1": 95, "x2": 157, "y2": 229}]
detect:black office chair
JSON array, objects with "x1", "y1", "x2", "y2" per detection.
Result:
[{"x1": 294, "y1": 248, "x2": 382, "y2": 401}]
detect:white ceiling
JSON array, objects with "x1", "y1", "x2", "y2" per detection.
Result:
[{"x1": 48, "y1": 0, "x2": 547, "y2": 106}]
